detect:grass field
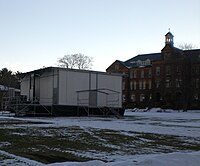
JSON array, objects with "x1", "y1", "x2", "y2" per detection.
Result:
[{"x1": 0, "y1": 111, "x2": 200, "y2": 165}]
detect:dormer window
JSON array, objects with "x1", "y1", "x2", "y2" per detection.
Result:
[
  {"x1": 137, "y1": 59, "x2": 151, "y2": 67},
  {"x1": 137, "y1": 60, "x2": 142, "y2": 66},
  {"x1": 146, "y1": 59, "x2": 151, "y2": 66}
]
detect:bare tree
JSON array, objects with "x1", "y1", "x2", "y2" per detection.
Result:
[
  {"x1": 177, "y1": 43, "x2": 197, "y2": 50},
  {"x1": 58, "y1": 53, "x2": 93, "y2": 70}
]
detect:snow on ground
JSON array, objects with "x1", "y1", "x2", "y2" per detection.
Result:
[
  {"x1": 47, "y1": 151, "x2": 200, "y2": 166},
  {"x1": 1, "y1": 150, "x2": 199, "y2": 166},
  {"x1": 0, "y1": 108, "x2": 200, "y2": 166},
  {"x1": 0, "y1": 150, "x2": 43, "y2": 166},
  {"x1": 1, "y1": 150, "x2": 200, "y2": 166},
  {"x1": 8, "y1": 109, "x2": 200, "y2": 138}
]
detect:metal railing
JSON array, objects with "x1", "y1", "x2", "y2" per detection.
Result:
[
  {"x1": 77, "y1": 88, "x2": 121, "y2": 117},
  {"x1": 77, "y1": 88, "x2": 120, "y2": 108}
]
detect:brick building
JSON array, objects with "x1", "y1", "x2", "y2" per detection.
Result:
[{"x1": 106, "y1": 32, "x2": 200, "y2": 109}]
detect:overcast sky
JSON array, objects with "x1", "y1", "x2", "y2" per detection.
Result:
[{"x1": 0, "y1": 0, "x2": 200, "y2": 72}]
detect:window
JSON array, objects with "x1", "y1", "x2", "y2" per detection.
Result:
[
  {"x1": 134, "y1": 70, "x2": 137, "y2": 78},
  {"x1": 122, "y1": 81, "x2": 125, "y2": 90},
  {"x1": 192, "y1": 66, "x2": 200, "y2": 75},
  {"x1": 130, "y1": 71, "x2": 133, "y2": 79},
  {"x1": 166, "y1": 66, "x2": 171, "y2": 75},
  {"x1": 137, "y1": 60, "x2": 142, "y2": 66},
  {"x1": 156, "y1": 79, "x2": 160, "y2": 88},
  {"x1": 139, "y1": 81, "x2": 142, "y2": 90},
  {"x1": 131, "y1": 94, "x2": 136, "y2": 102},
  {"x1": 143, "y1": 80, "x2": 146, "y2": 90},
  {"x1": 176, "y1": 79, "x2": 180, "y2": 88},
  {"x1": 136, "y1": 59, "x2": 151, "y2": 66},
  {"x1": 134, "y1": 81, "x2": 137, "y2": 90},
  {"x1": 148, "y1": 80, "x2": 152, "y2": 89},
  {"x1": 149, "y1": 94, "x2": 152, "y2": 100},
  {"x1": 176, "y1": 66, "x2": 181, "y2": 74},
  {"x1": 148, "y1": 69, "x2": 152, "y2": 77},
  {"x1": 195, "y1": 66, "x2": 199, "y2": 75},
  {"x1": 122, "y1": 94, "x2": 126, "y2": 102},
  {"x1": 141, "y1": 70, "x2": 144, "y2": 78},
  {"x1": 166, "y1": 79, "x2": 171, "y2": 88},
  {"x1": 130, "y1": 81, "x2": 133, "y2": 90},
  {"x1": 176, "y1": 79, "x2": 182, "y2": 88},
  {"x1": 156, "y1": 66, "x2": 160, "y2": 76},
  {"x1": 140, "y1": 94, "x2": 145, "y2": 102},
  {"x1": 196, "y1": 79, "x2": 199, "y2": 89},
  {"x1": 194, "y1": 93, "x2": 199, "y2": 100},
  {"x1": 192, "y1": 67, "x2": 196, "y2": 74},
  {"x1": 146, "y1": 59, "x2": 151, "y2": 66}
]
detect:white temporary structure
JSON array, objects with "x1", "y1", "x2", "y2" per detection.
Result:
[{"x1": 19, "y1": 67, "x2": 123, "y2": 116}]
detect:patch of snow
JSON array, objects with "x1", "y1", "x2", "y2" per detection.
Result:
[
  {"x1": 0, "y1": 142, "x2": 11, "y2": 148},
  {"x1": 0, "y1": 111, "x2": 15, "y2": 117},
  {"x1": 0, "y1": 150, "x2": 43, "y2": 166},
  {"x1": 46, "y1": 151, "x2": 200, "y2": 166}
]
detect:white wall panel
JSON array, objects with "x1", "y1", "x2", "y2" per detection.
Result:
[
  {"x1": 90, "y1": 73, "x2": 97, "y2": 89},
  {"x1": 35, "y1": 77, "x2": 40, "y2": 99},
  {"x1": 67, "y1": 71, "x2": 90, "y2": 105},
  {"x1": 59, "y1": 70, "x2": 90, "y2": 105},
  {"x1": 58, "y1": 70, "x2": 67, "y2": 105},
  {"x1": 97, "y1": 74, "x2": 122, "y2": 107},
  {"x1": 20, "y1": 76, "x2": 30, "y2": 97},
  {"x1": 39, "y1": 75, "x2": 53, "y2": 105}
]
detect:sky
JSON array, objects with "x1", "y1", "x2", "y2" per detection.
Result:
[{"x1": 0, "y1": 0, "x2": 200, "y2": 73}]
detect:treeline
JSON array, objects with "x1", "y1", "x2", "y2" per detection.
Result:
[{"x1": 0, "y1": 68, "x2": 21, "y2": 89}]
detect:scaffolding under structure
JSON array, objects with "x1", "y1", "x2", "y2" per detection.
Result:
[{"x1": 2, "y1": 96, "x2": 53, "y2": 116}]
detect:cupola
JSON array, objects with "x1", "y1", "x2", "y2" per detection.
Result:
[{"x1": 165, "y1": 30, "x2": 174, "y2": 46}]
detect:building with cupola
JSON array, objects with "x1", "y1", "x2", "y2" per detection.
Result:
[{"x1": 106, "y1": 31, "x2": 200, "y2": 110}]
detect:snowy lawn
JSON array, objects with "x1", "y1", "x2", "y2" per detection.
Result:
[{"x1": 0, "y1": 109, "x2": 200, "y2": 165}]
